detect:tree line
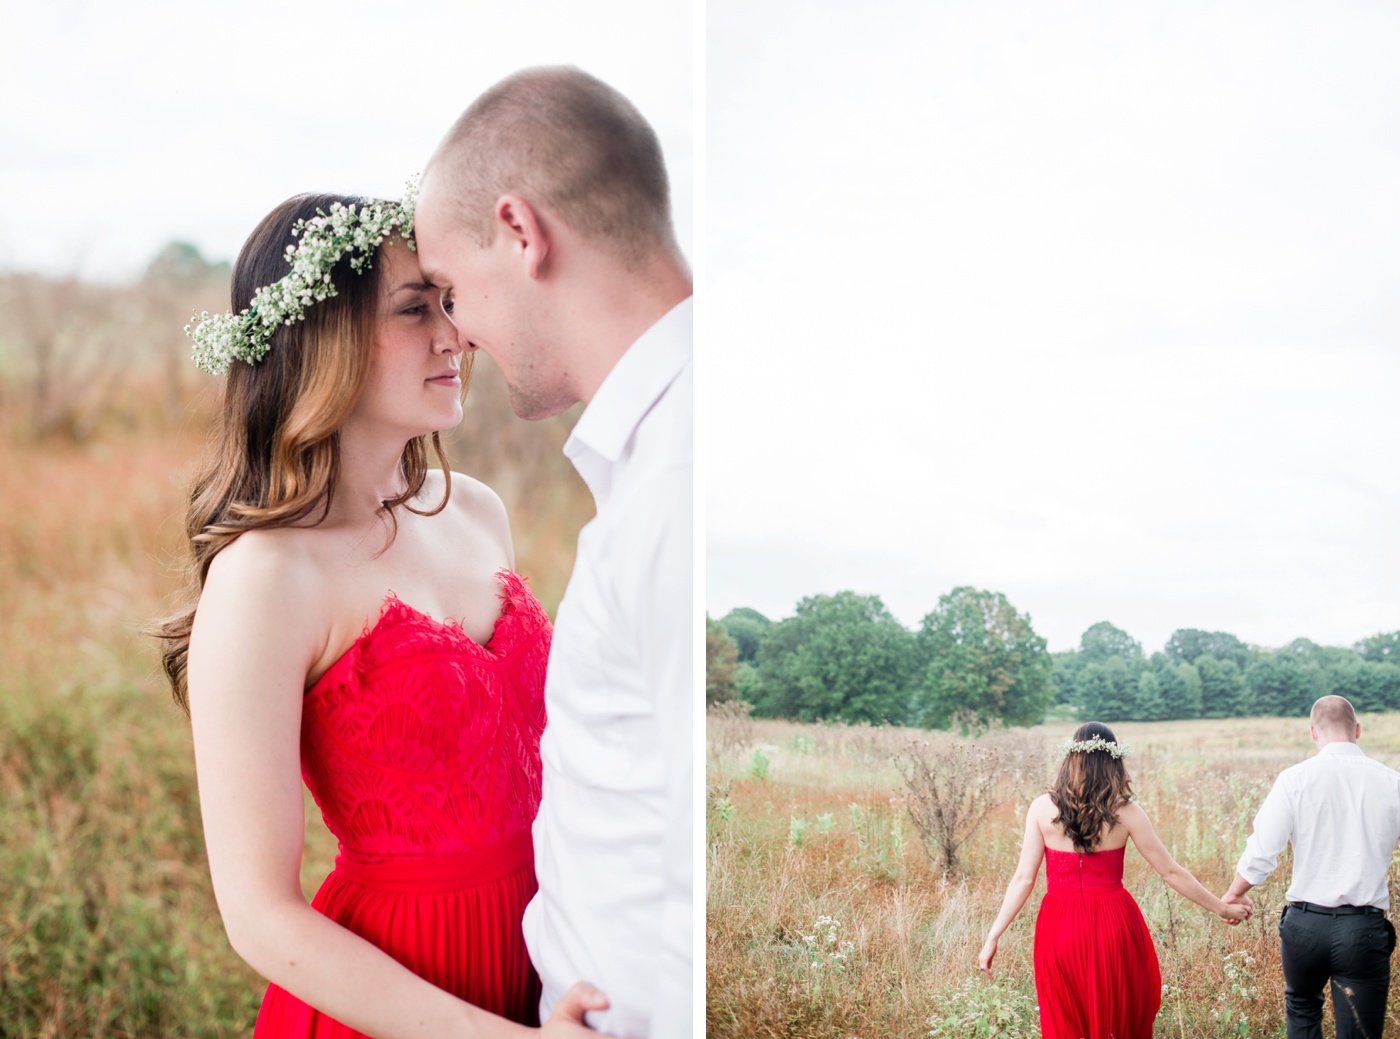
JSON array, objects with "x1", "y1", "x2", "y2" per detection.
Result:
[{"x1": 706, "y1": 588, "x2": 1400, "y2": 731}]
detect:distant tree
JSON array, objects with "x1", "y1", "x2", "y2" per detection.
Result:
[
  {"x1": 1197, "y1": 656, "x2": 1253, "y2": 718},
  {"x1": 1327, "y1": 660, "x2": 1400, "y2": 714},
  {"x1": 706, "y1": 616, "x2": 739, "y2": 706},
  {"x1": 1133, "y1": 671, "x2": 1168, "y2": 722},
  {"x1": 1149, "y1": 654, "x2": 1202, "y2": 720},
  {"x1": 1075, "y1": 658, "x2": 1138, "y2": 722},
  {"x1": 1355, "y1": 631, "x2": 1400, "y2": 666},
  {"x1": 1285, "y1": 637, "x2": 1355, "y2": 672},
  {"x1": 719, "y1": 607, "x2": 772, "y2": 664},
  {"x1": 735, "y1": 661, "x2": 762, "y2": 704},
  {"x1": 1079, "y1": 622, "x2": 1144, "y2": 666},
  {"x1": 912, "y1": 587, "x2": 1052, "y2": 732},
  {"x1": 754, "y1": 591, "x2": 920, "y2": 724},
  {"x1": 1050, "y1": 650, "x2": 1082, "y2": 706},
  {"x1": 1246, "y1": 653, "x2": 1323, "y2": 716},
  {"x1": 1164, "y1": 629, "x2": 1250, "y2": 671}
]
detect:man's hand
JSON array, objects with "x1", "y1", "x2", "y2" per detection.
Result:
[
  {"x1": 1223, "y1": 871, "x2": 1256, "y2": 917},
  {"x1": 540, "y1": 982, "x2": 610, "y2": 1037}
]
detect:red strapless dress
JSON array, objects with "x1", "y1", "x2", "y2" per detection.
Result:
[
  {"x1": 1034, "y1": 846, "x2": 1162, "y2": 1039},
  {"x1": 253, "y1": 570, "x2": 549, "y2": 1037}
]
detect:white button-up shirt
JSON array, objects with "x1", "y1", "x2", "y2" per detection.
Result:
[
  {"x1": 1236, "y1": 741, "x2": 1400, "y2": 909},
  {"x1": 522, "y1": 297, "x2": 692, "y2": 1038}
]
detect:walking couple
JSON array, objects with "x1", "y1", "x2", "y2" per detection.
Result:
[
  {"x1": 982, "y1": 695, "x2": 1400, "y2": 1039},
  {"x1": 153, "y1": 68, "x2": 691, "y2": 1037}
]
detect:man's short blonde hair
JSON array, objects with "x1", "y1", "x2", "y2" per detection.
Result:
[
  {"x1": 428, "y1": 66, "x2": 676, "y2": 267},
  {"x1": 1310, "y1": 694, "x2": 1358, "y2": 734}
]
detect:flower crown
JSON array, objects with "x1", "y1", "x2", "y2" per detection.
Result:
[
  {"x1": 1061, "y1": 736, "x2": 1130, "y2": 759},
  {"x1": 186, "y1": 178, "x2": 419, "y2": 376}
]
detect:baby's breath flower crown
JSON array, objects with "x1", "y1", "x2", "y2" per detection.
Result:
[
  {"x1": 186, "y1": 177, "x2": 419, "y2": 376},
  {"x1": 1061, "y1": 736, "x2": 1130, "y2": 759}
]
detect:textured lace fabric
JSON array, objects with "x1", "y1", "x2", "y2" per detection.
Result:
[
  {"x1": 300, "y1": 569, "x2": 550, "y2": 862},
  {"x1": 1044, "y1": 844, "x2": 1128, "y2": 892}
]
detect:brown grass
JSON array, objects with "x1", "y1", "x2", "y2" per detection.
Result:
[{"x1": 708, "y1": 715, "x2": 1400, "y2": 1038}]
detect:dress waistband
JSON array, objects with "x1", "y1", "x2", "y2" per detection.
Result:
[{"x1": 334, "y1": 831, "x2": 535, "y2": 895}]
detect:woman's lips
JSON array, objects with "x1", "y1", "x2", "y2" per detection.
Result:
[{"x1": 427, "y1": 371, "x2": 460, "y2": 386}]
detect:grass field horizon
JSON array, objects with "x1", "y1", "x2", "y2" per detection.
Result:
[{"x1": 707, "y1": 712, "x2": 1400, "y2": 1038}]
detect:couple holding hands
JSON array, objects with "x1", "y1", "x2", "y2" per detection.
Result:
[
  {"x1": 155, "y1": 68, "x2": 691, "y2": 1037},
  {"x1": 982, "y1": 695, "x2": 1400, "y2": 1039}
]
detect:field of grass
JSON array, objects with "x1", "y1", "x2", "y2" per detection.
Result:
[
  {"x1": 0, "y1": 274, "x2": 592, "y2": 1038},
  {"x1": 707, "y1": 712, "x2": 1400, "y2": 1038}
]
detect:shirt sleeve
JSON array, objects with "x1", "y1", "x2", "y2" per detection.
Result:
[
  {"x1": 635, "y1": 462, "x2": 692, "y2": 1039},
  {"x1": 1236, "y1": 770, "x2": 1295, "y2": 885}
]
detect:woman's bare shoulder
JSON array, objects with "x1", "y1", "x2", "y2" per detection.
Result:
[
  {"x1": 201, "y1": 528, "x2": 325, "y2": 615},
  {"x1": 1118, "y1": 800, "x2": 1149, "y2": 827},
  {"x1": 1028, "y1": 793, "x2": 1056, "y2": 819},
  {"x1": 428, "y1": 470, "x2": 511, "y2": 551}
]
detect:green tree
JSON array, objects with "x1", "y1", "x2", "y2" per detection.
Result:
[
  {"x1": 1327, "y1": 660, "x2": 1400, "y2": 713},
  {"x1": 1355, "y1": 631, "x2": 1400, "y2": 666},
  {"x1": 719, "y1": 607, "x2": 772, "y2": 664},
  {"x1": 754, "y1": 591, "x2": 920, "y2": 724},
  {"x1": 1050, "y1": 650, "x2": 1082, "y2": 706},
  {"x1": 1164, "y1": 629, "x2": 1250, "y2": 671},
  {"x1": 734, "y1": 661, "x2": 762, "y2": 704},
  {"x1": 1075, "y1": 658, "x2": 1138, "y2": 722},
  {"x1": 1079, "y1": 621, "x2": 1144, "y2": 666},
  {"x1": 706, "y1": 615, "x2": 739, "y2": 706},
  {"x1": 1133, "y1": 670, "x2": 1168, "y2": 721},
  {"x1": 1197, "y1": 656, "x2": 1253, "y2": 718},
  {"x1": 912, "y1": 587, "x2": 1052, "y2": 732},
  {"x1": 1149, "y1": 654, "x2": 1202, "y2": 719},
  {"x1": 1246, "y1": 653, "x2": 1323, "y2": 716}
]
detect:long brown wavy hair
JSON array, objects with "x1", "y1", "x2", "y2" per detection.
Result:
[
  {"x1": 150, "y1": 193, "x2": 459, "y2": 712},
  {"x1": 1048, "y1": 721, "x2": 1134, "y2": 853}
]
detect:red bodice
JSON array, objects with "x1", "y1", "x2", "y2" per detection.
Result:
[
  {"x1": 1043, "y1": 845, "x2": 1127, "y2": 893},
  {"x1": 298, "y1": 570, "x2": 549, "y2": 862}
]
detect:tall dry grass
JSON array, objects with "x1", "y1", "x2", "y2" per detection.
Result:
[
  {"x1": 0, "y1": 268, "x2": 593, "y2": 1037},
  {"x1": 707, "y1": 715, "x2": 1400, "y2": 1038}
]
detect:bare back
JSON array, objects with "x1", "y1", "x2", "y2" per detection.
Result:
[{"x1": 1029, "y1": 793, "x2": 1132, "y2": 854}]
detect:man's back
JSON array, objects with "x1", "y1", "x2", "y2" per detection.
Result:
[{"x1": 1239, "y1": 742, "x2": 1400, "y2": 908}]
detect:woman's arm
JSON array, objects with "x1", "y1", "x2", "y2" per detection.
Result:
[
  {"x1": 979, "y1": 800, "x2": 1047, "y2": 979},
  {"x1": 188, "y1": 536, "x2": 599, "y2": 1038},
  {"x1": 1121, "y1": 803, "x2": 1249, "y2": 924}
]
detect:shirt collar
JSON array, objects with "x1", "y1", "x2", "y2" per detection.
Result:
[
  {"x1": 1317, "y1": 741, "x2": 1365, "y2": 757},
  {"x1": 565, "y1": 295, "x2": 692, "y2": 469}
]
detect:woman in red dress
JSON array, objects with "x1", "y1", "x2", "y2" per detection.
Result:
[
  {"x1": 978, "y1": 722, "x2": 1250, "y2": 1039},
  {"x1": 152, "y1": 192, "x2": 603, "y2": 1038}
]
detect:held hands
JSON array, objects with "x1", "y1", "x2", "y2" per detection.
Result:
[
  {"x1": 540, "y1": 982, "x2": 610, "y2": 1037},
  {"x1": 1218, "y1": 891, "x2": 1254, "y2": 926},
  {"x1": 978, "y1": 935, "x2": 998, "y2": 981}
]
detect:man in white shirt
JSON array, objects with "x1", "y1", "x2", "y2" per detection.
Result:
[
  {"x1": 414, "y1": 67, "x2": 692, "y2": 1038},
  {"x1": 1223, "y1": 695, "x2": 1400, "y2": 1039}
]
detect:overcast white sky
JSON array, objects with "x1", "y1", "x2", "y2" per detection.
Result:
[
  {"x1": 707, "y1": 1, "x2": 1400, "y2": 654},
  {"x1": 0, "y1": 0, "x2": 690, "y2": 279}
]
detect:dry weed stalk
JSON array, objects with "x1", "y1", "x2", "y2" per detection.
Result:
[
  {"x1": 707, "y1": 699, "x2": 756, "y2": 766},
  {"x1": 894, "y1": 737, "x2": 1009, "y2": 876}
]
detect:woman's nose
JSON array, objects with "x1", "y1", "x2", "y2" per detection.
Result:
[{"x1": 431, "y1": 311, "x2": 462, "y2": 354}]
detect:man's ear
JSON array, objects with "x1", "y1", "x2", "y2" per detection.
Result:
[{"x1": 494, "y1": 194, "x2": 550, "y2": 279}]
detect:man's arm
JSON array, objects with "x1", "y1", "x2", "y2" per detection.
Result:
[
  {"x1": 636, "y1": 465, "x2": 692, "y2": 1038},
  {"x1": 1224, "y1": 873, "x2": 1256, "y2": 911},
  {"x1": 1229, "y1": 771, "x2": 1295, "y2": 908}
]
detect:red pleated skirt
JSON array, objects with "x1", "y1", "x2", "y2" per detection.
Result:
[
  {"x1": 1034, "y1": 848, "x2": 1161, "y2": 1039},
  {"x1": 253, "y1": 833, "x2": 542, "y2": 1037}
]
